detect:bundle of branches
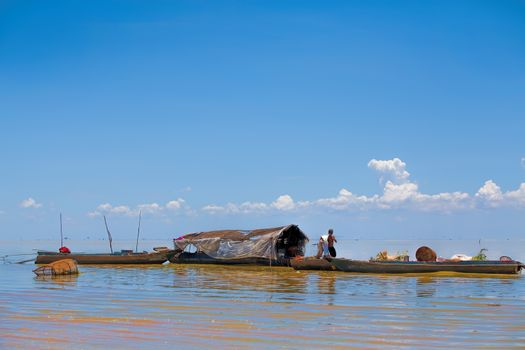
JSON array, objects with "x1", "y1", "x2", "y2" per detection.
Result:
[
  {"x1": 472, "y1": 248, "x2": 488, "y2": 261},
  {"x1": 374, "y1": 250, "x2": 409, "y2": 261}
]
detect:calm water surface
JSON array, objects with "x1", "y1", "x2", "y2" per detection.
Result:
[{"x1": 1, "y1": 240, "x2": 524, "y2": 349}]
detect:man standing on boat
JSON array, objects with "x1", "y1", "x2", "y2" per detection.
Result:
[
  {"x1": 316, "y1": 235, "x2": 329, "y2": 258},
  {"x1": 327, "y1": 229, "x2": 337, "y2": 257}
]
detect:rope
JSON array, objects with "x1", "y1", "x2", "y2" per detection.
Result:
[{"x1": 1, "y1": 253, "x2": 37, "y2": 264}]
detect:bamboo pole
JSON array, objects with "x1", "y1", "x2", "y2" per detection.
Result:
[
  {"x1": 135, "y1": 210, "x2": 142, "y2": 253},
  {"x1": 60, "y1": 213, "x2": 63, "y2": 247},
  {"x1": 103, "y1": 215, "x2": 113, "y2": 254}
]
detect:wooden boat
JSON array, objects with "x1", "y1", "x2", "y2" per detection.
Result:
[
  {"x1": 35, "y1": 212, "x2": 177, "y2": 265},
  {"x1": 33, "y1": 258, "x2": 79, "y2": 276},
  {"x1": 35, "y1": 248, "x2": 176, "y2": 265},
  {"x1": 330, "y1": 258, "x2": 524, "y2": 275},
  {"x1": 290, "y1": 257, "x2": 337, "y2": 271}
]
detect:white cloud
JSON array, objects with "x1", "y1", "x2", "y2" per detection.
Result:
[
  {"x1": 271, "y1": 195, "x2": 295, "y2": 211},
  {"x1": 381, "y1": 181, "x2": 419, "y2": 204},
  {"x1": 197, "y1": 158, "x2": 521, "y2": 214},
  {"x1": 475, "y1": 181, "x2": 525, "y2": 208},
  {"x1": 88, "y1": 158, "x2": 525, "y2": 218},
  {"x1": 313, "y1": 181, "x2": 470, "y2": 212},
  {"x1": 202, "y1": 204, "x2": 228, "y2": 214},
  {"x1": 475, "y1": 180, "x2": 503, "y2": 204},
  {"x1": 316, "y1": 188, "x2": 377, "y2": 210},
  {"x1": 89, "y1": 199, "x2": 187, "y2": 217},
  {"x1": 112, "y1": 205, "x2": 132, "y2": 214},
  {"x1": 202, "y1": 201, "x2": 268, "y2": 214},
  {"x1": 239, "y1": 201, "x2": 268, "y2": 212},
  {"x1": 137, "y1": 203, "x2": 162, "y2": 214},
  {"x1": 202, "y1": 195, "x2": 301, "y2": 214},
  {"x1": 166, "y1": 198, "x2": 185, "y2": 210},
  {"x1": 368, "y1": 158, "x2": 410, "y2": 183},
  {"x1": 522, "y1": 157, "x2": 525, "y2": 168},
  {"x1": 97, "y1": 203, "x2": 112, "y2": 211},
  {"x1": 20, "y1": 197, "x2": 42, "y2": 209},
  {"x1": 505, "y1": 183, "x2": 525, "y2": 205},
  {"x1": 88, "y1": 203, "x2": 132, "y2": 217}
]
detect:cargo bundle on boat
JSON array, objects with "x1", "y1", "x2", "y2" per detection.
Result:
[{"x1": 170, "y1": 224, "x2": 309, "y2": 266}]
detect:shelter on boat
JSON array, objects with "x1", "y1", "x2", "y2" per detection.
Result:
[{"x1": 171, "y1": 224, "x2": 309, "y2": 266}]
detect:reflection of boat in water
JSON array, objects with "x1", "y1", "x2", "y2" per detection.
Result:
[
  {"x1": 34, "y1": 274, "x2": 79, "y2": 283},
  {"x1": 169, "y1": 225, "x2": 309, "y2": 266},
  {"x1": 33, "y1": 258, "x2": 79, "y2": 276},
  {"x1": 330, "y1": 259, "x2": 524, "y2": 275},
  {"x1": 35, "y1": 248, "x2": 176, "y2": 265},
  {"x1": 290, "y1": 257, "x2": 337, "y2": 271},
  {"x1": 169, "y1": 264, "x2": 309, "y2": 295}
]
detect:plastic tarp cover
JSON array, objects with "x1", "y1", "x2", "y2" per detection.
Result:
[{"x1": 174, "y1": 225, "x2": 307, "y2": 260}]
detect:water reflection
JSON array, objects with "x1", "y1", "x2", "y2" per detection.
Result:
[
  {"x1": 32, "y1": 274, "x2": 79, "y2": 293},
  {"x1": 1, "y1": 262, "x2": 524, "y2": 349},
  {"x1": 168, "y1": 265, "x2": 308, "y2": 297},
  {"x1": 34, "y1": 274, "x2": 79, "y2": 284},
  {"x1": 317, "y1": 273, "x2": 337, "y2": 305},
  {"x1": 416, "y1": 276, "x2": 437, "y2": 298}
]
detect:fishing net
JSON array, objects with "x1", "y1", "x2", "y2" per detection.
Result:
[{"x1": 33, "y1": 258, "x2": 79, "y2": 276}]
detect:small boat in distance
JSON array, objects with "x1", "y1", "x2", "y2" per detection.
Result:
[
  {"x1": 330, "y1": 258, "x2": 524, "y2": 275},
  {"x1": 35, "y1": 247, "x2": 175, "y2": 265}
]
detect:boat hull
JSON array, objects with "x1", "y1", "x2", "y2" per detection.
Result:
[
  {"x1": 291, "y1": 257, "x2": 337, "y2": 271},
  {"x1": 169, "y1": 252, "x2": 290, "y2": 266},
  {"x1": 35, "y1": 251, "x2": 174, "y2": 265},
  {"x1": 330, "y1": 259, "x2": 524, "y2": 275}
]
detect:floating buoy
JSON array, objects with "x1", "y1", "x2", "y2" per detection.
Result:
[{"x1": 33, "y1": 258, "x2": 79, "y2": 276}]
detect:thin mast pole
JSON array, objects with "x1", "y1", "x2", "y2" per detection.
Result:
[
  {"x1": 103, "y1": 215, "x2": 113, "y2": 254},
  {"x1": 135, "y1": 210, "x2": 142, "y2": 253},
  {"x1": 60, "y1": 213, "x2": 63, "y2": 247}
]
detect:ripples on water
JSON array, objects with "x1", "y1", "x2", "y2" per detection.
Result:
[{"x1": 1, "y1": 262, "x2": 524, "y2": 349}]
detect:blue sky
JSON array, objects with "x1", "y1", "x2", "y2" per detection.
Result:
[{"x1": 1, "y1": 0, "x2": 524, "y2": 241}]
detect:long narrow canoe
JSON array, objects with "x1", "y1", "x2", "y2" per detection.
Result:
[
  {"x1": 35, "y1": 250, "x2": 176, "y2": 265},
  {"x1": 330, "y1": 258, "x2": 524, "y2": 275}
]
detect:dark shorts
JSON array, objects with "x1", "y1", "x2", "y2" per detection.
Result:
[{"x1": 328, "y1": 247, "x2": 336, "y2": 257}]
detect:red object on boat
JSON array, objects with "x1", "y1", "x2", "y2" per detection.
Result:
[{"x1": 59, "y1": 246, "x2": 71, "y2": 254}]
